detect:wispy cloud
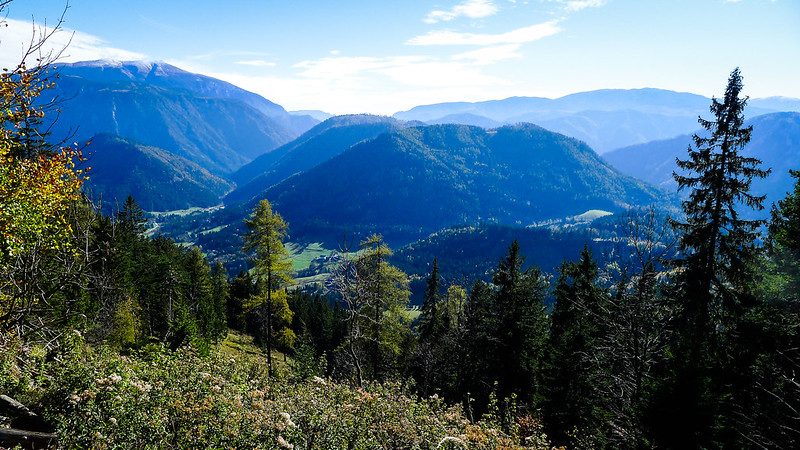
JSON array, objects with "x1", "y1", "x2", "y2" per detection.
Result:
[
  {"x1": 408, "y1": 20, "x2": 561, "y2": 45},
  {"x1": 548, "y1": 0, "x2": 608, "y2": 12},
  {"x1": 0, "y1": 18, "x2": 145, "y2": 67},
  {"x1": 292, "y1": 54, "x2": 507, "y2": 88},
  {"x1": 452, "y1": 44, "x2": 523, "y2": 64},
  {"x1": 424, "y1": 0, "x2": 500, "y2": 24},
  {"x1": 235, "y1": 59, "x2": 276, "y2": 67}
]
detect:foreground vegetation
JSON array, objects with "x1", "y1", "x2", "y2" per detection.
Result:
[{"x1": 0, "y1": 333, "x2": 550, "y2": 449}]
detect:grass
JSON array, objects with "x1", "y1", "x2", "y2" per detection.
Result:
[
  {"x1": 147, "y1": 204, "x2": 224, "y2": 217},
  {"x1": 286, "y1": 242, "x2": 334, "y2": 271}
]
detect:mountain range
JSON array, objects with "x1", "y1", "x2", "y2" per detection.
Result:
[
  {"x1": 30, "y1": 59, "x2": 800, "y2": 258},
  {"x1": 235, "y1": 123, "x2": 669, "y2": 244},
  {"x1": 394, "y1": 89, "x2": 790, "y2": 153}
]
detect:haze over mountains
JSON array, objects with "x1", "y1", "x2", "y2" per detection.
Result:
[{"x1": 41, "y1": 59, "x2": 800, "y2": 250}]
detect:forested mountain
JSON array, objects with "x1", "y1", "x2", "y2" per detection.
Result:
[
  {"x1": 39, "y1": 61, "x2": 309, "y2": 175},
  {"x1": 241, "y1": 123, "x2": 669, "y2": 243},
  {"x1": 396, "y1": 88, "x2": 787, "y2": 153},
  {"x1": 603, "y1": 111, "x2": 800, "y2": 211},
  {"x1": 226, "y1": 115, "x2": 409, "y2": 204},
  {"x1": 426, "y1": 113, "x2": 502, "y2": 129},
  {"x1": 81, "y1": 134, "x2": 233, "y2": 212}
]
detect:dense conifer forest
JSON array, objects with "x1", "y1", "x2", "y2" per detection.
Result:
[{"x1": 2, "y1": 4, "x2": 799, "y2": 448}]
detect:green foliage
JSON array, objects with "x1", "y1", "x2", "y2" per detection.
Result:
[
  {"x1": 242, "y1": 199, "x2": 295, "y2": 374},
  {"x1": 108, "y1": 294, "x2": 142, "y2": 349},
  {"x1": 0, "y1": 335, "x2": 546, "y2": 449},
  {"x1": 544, "y1": 245, "x2": 609, "y2": 447},
  {"x1": 659, "y1": 68, "x2": 771, "y2": 448},
  {"x1": 330, "y1": 235, "x2": 412, "y2": 385}
]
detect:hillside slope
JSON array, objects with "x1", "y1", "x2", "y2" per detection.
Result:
[
  {"x1": 226, "y1": 115, "x2": 408, "y2": 204},
  {"x1": 82, "y1": 134, "x2": 233, "y2": 212}
]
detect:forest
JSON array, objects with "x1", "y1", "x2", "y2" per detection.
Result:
[{"x1": 1, "y1": 8, "x2": 799, "y2": 449}]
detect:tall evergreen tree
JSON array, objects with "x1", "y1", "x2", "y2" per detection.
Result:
[
  {"x1": 491, "y1": 240, "x2": 549, "y2": 406},
  {"x1": 418, "y1": 258, "x2": 444, "y2": 343},
  {"x1": 671, "y1": 66, "x2": 769, "y2": 345},
  {"x1": 657, "y1": 67, "x2": 770, "y2": 448},
  {"x1": 544, "y1": 245, "x2": 609, "y2": 447}
]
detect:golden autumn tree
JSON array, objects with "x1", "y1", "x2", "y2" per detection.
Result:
[{"x1": 0, "y1": 4, "x2": 86, "y2": 342}]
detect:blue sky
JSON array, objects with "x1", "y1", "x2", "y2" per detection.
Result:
[{"x1": 2, "y1": 0, "x2": 798, "y2": 114}]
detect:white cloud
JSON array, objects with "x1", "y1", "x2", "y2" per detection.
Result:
[
  {"x1": 0, "y1": 18, "x2": 145, "y2": 68},
  {"x1": 424, "y1": 0, "x2": 500, "y2": 24},
  {"x1": 452, "y1": 44, "x2": 523, "y2": 64},
  {"x1": 548, "y1": 0, "x2": 608, "y2": 12},
  {"x1": 234, "y1": 60, "x2": 276, "y2": 67},
  {"x1": 408, "y1": 20, "x2": 561, "y2": 45}
]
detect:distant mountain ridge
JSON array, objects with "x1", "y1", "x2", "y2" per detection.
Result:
[
  {"x1": 40, "y1": 61, "x2": 315, "y2": 175},
  {"x1": 58, "y1": 60, "x2": 318, "y2": 135},
  {"x1": 395, "y1": 88, "x2": 793, "y2": 153}
]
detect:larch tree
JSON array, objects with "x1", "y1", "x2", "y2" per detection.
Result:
[
  {"x1": 330, "y1": 234, "x2": 410, "y2": 385},
  {"x1": 241, "y1": 199, "x2": 294, "y2": 375}
]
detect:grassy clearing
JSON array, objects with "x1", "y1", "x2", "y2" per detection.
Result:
[
  {"x1": 286, "y1": 242, "x2": 334, "y2": 271},
  {"x1": 147, "y1": 204, "x2": 224, "y2": 217}
]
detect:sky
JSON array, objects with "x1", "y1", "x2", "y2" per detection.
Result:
[{"x1": 1, "y1": 0, "x2": 798, "y2": 115}]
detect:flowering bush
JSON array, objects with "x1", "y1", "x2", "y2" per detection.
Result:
[{"x1": 1, "y1": 335, "x2": 554, "y2": 449}]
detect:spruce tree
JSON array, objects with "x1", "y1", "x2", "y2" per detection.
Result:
[
  {"x1": 418, "y1": 258, "x2": 444, "y2": 342},
  {"x1": 544, "y1": 245, "x2": 608, "y2": 447},
  {"x1": 671, "y1": 67, "x2": 769, "y2": 340},
  {"x1": 658, "y1": 67, "x2": 770, "y2": 448},
  {"x1": 491, "y1": 240, "x2": 548, "y2": 406}
]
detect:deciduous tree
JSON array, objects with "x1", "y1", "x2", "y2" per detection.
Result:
[{"x1": 241, "y1": 199, "x2": 294, "y2": 375}]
